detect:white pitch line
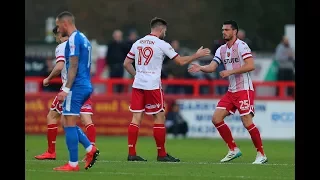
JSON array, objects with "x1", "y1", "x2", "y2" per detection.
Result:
[
  {"x1": 25, "y1": 169, "x2": 293, "y2": 179},
  {"x1": 25, "y1": 159, "x2": 295, "y2": 166}
]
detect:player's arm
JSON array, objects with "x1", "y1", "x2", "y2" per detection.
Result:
[
  {"x1": 229, "y1": 57, "x2": 255, "y2": 75},
  {"x1": 199, "y1": 47, "x2": 222, "y2": 73},
  {"x1": 46, "y1": 61, "x2": 65, "y2": 80},
  {"x1": 189, "y1": 48, "x2": 221, "y2": 73},
  {"x1": 199, "y1": 61, "x2": 219, "y2": 73},
  {"x1": 229, "y1": 44, "x2": 255, "y2": 75},
  {"x1": 123, "y1": 57, "x2": 136, "y2": 77},
  {"x1": 173, "y1": 54, "x2": 200, "y2": 66},
  {"x1": 123, "y1": 46, "x2": 136, "y2": 77},
  {"x1": 44, "y1": 45, "x2": 66, "y2": 87},
  {"x1": 161, "y1": 42, "x2": 210, "y2": 66},
  {"x1": 65, "y1": 57, "x2": 78, "y2": 89},
  {"x1": 64, "y1": 36, "x2": 80, "y2": 91},
  {"x1": 46, "y1": 46, "x2": 66, "y2": 80}
]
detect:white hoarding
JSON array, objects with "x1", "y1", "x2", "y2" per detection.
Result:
[{"x1": 177, "y1": 99, "x2": 295, "y2": 140}]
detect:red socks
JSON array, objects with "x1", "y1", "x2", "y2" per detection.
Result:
[
  {"x1": 128, "y1": 123, "x2": 139, "y2": 156},
  {"x1": 47, "y1": 124, "x2": 58, "y2": 153},
  {"x1": 127, "y1": 123, "x2": 167, "y2": 157},
  {"x1": 85, "y1": 123, "x2": 96, "y2": 145},
  {"x1": 153, "y1": 124, "x2": 167, "y2": 157},
  {"x1": 214, "y1": 121, "x2": 237, "y2": 150},
  {"x1": 214, "y1": 121, "x2": 265, "y2": 155},
  {"x1": 47, "y1": 123, "x2": 97, "y2": 154},
  {"x1": 246, "y1": 124, "x2": 265, "y2": 155}
]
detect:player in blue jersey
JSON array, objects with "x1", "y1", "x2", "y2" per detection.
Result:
[{"x1": 53, "y1": 11, "x2": 99, "y2": 171}]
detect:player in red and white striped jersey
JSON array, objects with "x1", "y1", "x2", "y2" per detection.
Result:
[
  {"x1": 188, "y1": 20, "x2": 267, "y2": 164},
  {"x1": 123, "y1": 17, "x2": 211, "y2": 162},
  {"x1": 34, "y1": 26, "x2": 97, "y2": 161}
]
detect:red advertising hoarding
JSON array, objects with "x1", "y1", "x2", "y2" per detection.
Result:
[{"x1": 25, "y1": 94, "x2": 173, "y2": 136}]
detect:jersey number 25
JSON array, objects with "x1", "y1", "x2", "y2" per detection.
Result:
[{"x1": 137, "y1": 46, "x2": 154, "y2": 65}]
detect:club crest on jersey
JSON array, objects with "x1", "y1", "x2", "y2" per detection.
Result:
[{"x1": 227, "y1": 52, "x2": 230, "y2": 57}]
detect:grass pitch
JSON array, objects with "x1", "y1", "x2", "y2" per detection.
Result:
[{"x1": 26, "y1": 135, "x2": 294, "y2": 180}]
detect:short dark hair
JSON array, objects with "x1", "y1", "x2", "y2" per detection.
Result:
[
  {"x1": 52, "y1": 26, "x2": 58, "y2": 35},
  {"x1": 57, "y1": 11, "x2": 75, "y2": 23},
  {"x1": 150, "y1": 17, "x2": 167, "y2": 29},
  {"x1": 223, "y1": 20, "x2": 239, "y2": 33}
]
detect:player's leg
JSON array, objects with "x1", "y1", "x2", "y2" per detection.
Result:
[
  {"x1": 79, "y1": 112, "x2": 96, "y2": 162},
  {"x1": 80, "y1": 100, "x2": 96, "y2": 145},
  {"x1": 60, "y1": 115, "x2": 92, "y2": 152},
  {"x1": 145, "y1": 89, "x2": 180, "y2": 162},
  {"x1": 74, "y1": 124, "x2": 98, "y2": 167},
  {"x1": 60, "y1": 109, "x2": 96, "y2": 157},
  {"x1": 61, "y1": 112, "x2": 98, "y2": 165},
  {"x1": 53, "y1": 90, "x2": 98, "y2": 171},
  {"x1": 236, "y1": 90, "x2": 267, "y2": 164},
  {"x1": 213, "y1": 92, "x2": 242, "y2": 162},
  {"x1": 127, "y1": 88, "x2": 147, "y2": 161},
  {"x1": 80, "y1": 114, "x2": 96, "y2": 145},
  {"x1": 77, "y1": 92, "x2": 100, "y2": 169},
  {"x1": 53, "y1": 91, "x2": 81, "y2": 171},
  {"x1": 35, "y1": 96, "x2": 61, "y2": 160}
]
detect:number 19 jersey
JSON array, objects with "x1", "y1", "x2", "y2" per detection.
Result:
[{"x1": 126, "y1": 34, "x2": 178, "y2": 90}]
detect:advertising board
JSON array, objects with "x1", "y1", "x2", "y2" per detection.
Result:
[{"x1": 177, "y1": 99, "x2": 295, "y2": 139}]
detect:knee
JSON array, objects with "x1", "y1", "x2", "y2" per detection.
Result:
[
  {"x1": 241, "y1": 114, "x2": 253, "y2": 128},
  {"x1": 47, "y1": 111, "x2": 58, "y2": 124},
  {"x1": 63, "y1": 115, "x2": 78, "y2": 127},
  {"x1": 212, "y1": 114, "x2": 223, "y2": 125},
  {"x1": 153, "y1": 112, "x2": 165, "y2": 124},
  {"x1": 212, "y1": 109, "x2": 229, "y2": 125},
  {"x1": 132, "y1": 113, "x2": 143, "y2": 125},
  {"x1": 81, "y1": 114, "x2": 93, "y2": 126}
]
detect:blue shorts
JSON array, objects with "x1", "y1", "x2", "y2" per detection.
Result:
[{"x1": 62, "y1": 87, "x2": 92, "y2": 116}]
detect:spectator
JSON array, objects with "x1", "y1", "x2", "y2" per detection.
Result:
[
  {"x1": 275, "y1": 36, "x2": 295, "y2": 63},
  {"x1": 106, "y1": 29, "x2": 127, "y2": 93},
  {"x1": 90, "y1": 39, "x2": 99, "y2": 77},
  {"x1": 165, "y1": 102, "x2": 188, "y2": 139},
  {"x1": 123, "y1": 29, "x2": 139, "y2": 79},
  {"x1": 211, "y1": 39, "x2": 225, "y2": 53},
  {"x1": 274, "y1": 36, "x2": 295, "y2": 97},
  {"x1": 237, "y1": 29, "x2": 253, "y2": 49},
  {"x1": 126, "y1": 29, "x2": 139, "y2": 49}
]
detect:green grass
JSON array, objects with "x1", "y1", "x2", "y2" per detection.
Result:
[{"x1": 25, "y1": 135, "x2": 295, "y2": 180}]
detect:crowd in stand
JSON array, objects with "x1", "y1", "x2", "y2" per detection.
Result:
[{"x1": 25, "y1": 29, "x2": 295, "y2": 96}]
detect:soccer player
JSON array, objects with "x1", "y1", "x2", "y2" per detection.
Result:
[
  {"x1": 53, "y1": 11, "x2": 99, "y2": 171},
  {"x1": 123, "y1": 17, "x2": 211, "y2": 162},
  {"x1": 188, "y1": 20, "x2": 268, "y2": 164},
  {"x1": 34, "y1": 26, "x2": 97, "y2": 161}
]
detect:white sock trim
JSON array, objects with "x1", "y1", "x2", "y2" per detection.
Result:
[
  {"x1": 68, "y1": 161, "x2": 78, "y2": 167},
  {"x1": 86, "y1": 145, "x2": 93, "y2": 152}
]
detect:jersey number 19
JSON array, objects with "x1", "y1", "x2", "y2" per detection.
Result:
[{"x1": 137, "y1": 46, "x2": 154, "y2": 65}]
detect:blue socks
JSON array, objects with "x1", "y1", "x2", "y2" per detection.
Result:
[
  {"x1": 76, "y1": 126, "x2": 91, "y2": 149},
  {"x1": 64, "y1": 126, "x2": 79, "y2": 163}
]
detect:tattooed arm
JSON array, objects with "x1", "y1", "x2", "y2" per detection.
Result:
[{"x1": 65, "y1": 56, "x2": 78, "y2": 89}]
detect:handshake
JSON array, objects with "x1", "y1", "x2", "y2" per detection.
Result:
[{"x1": 195, "y1": 46, "x2": 211, "y2": 58}]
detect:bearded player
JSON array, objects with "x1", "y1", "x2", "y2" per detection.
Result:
[
  {"x1": 188, "y1": 20, "x2": 267, "y2": 164},
  {"x1": 52, "y1": 11, "x2": 99, "y2": 171},
  {"x1": 35, "y1": 26, "x2": 97, "y2": 162},
  {"x1": 123, "y1": 17, "x2": 211, "y2": 162}
]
